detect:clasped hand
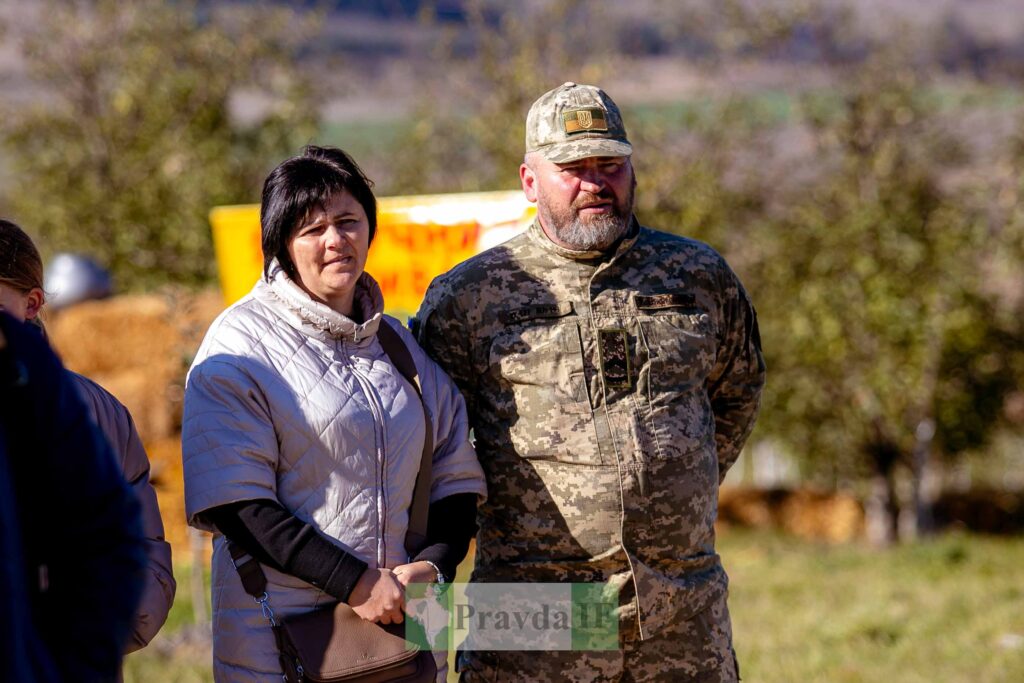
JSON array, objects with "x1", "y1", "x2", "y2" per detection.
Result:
[{"x1": 347, "y1": 561, "x2": 437, "y2": 624}]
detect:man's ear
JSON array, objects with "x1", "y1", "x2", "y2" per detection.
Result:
[
  {"x1": 520, "y1": 163, "x2": 539, "y2": 203},
  {"x1": 24, "y1": 287, "x2": 44, "y2": 320}
]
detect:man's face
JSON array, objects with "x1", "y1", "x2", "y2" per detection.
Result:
[{"x1": 520, "y1": 153, "x2": 636, "y2": 252}]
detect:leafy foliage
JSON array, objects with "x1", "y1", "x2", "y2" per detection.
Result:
[
  {"x1": 754, "y1": 59, "x2": 973, "y2": 479},
  {"x1": 387, "y1": 0, "x2": 613, "y2": 194},
  {"x1": 0, "y1": 0, "x2": 319, "y2": 288}
]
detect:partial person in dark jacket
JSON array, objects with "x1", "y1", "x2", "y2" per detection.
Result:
[
  {"x1": 0, "y1": 218, "x2": 176, "y2": 654},
  {"x1": 0, "y1": 347, "x2": 59, "y2": 683},
  {"x1": 0, "y1": 312, "x2": 146, "y2": 682}
]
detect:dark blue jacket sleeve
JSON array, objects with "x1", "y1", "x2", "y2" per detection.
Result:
[{"x1": 0, "y1": 313, "x2": 146, "y2": 683}]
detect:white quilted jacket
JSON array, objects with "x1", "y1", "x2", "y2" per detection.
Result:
[{"x1": 182, "y1": 262, "x2": 486, "y2": 681}]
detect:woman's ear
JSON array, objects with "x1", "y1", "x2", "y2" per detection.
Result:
[{"x1": 24, "y1": 287, "x2": 44, "y2": 320}]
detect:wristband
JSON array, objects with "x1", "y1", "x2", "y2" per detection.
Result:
[{"x1": 423, "y1": 560, "x2": 445, "y2": 585}]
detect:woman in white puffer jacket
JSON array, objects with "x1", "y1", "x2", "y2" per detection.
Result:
[{"x1": 182, "y1": 146, "x2": 486, "y2": 682}]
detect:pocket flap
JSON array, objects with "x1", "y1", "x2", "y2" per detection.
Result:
[
  {"x1": 499, "y1": 302, "x2": 574, "y2": 324},
  {"x1": 634, "y1": 293, "x2": 696, "y2": 310}
]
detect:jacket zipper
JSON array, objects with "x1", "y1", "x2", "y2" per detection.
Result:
[
  {"x1": 340, "y1": 341, "x2": 390, "y2": 568},
  {"x1": 589, "y1": 260, "x2": 647, "y2": 639}
]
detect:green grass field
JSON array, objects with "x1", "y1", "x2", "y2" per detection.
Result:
[
  {"x1": 726, "y1": 531, "x2": 1024, "y2": 683},
  {"x1": 123, "y1": 530, "x2": 1024, "y2": 682}
]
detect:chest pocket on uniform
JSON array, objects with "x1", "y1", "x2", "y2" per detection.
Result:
[
  {"x1": 635, "y1": 293, "x2": 718, "y2": 457},
  {"x1": 635, "y1": 293, "x2": 717, "y2": 391},
  {"x1": 489, "y1": 302, "x2": 590, "y2": 412},
  {"x1": 487, "y1": 302, "x2": 602, "y2": 464}
]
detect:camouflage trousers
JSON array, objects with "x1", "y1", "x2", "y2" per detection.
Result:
[{"x1": 456, "y1": 593, "x2": 738, "y2": 683}]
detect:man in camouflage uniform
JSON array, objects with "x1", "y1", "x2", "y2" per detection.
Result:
[{"x1": 414, "y1": 82, "x2": 765, "y2": 682}]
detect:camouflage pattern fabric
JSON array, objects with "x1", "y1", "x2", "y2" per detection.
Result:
[
  {"x1": 415, "y1": 218, "x2": 764, "y2": 677},
  {"x1": 456, "y1": 592, "x2": 738, "y2": 682},
  {"x1": 525, "y1": 82, "x2": 633, "y2": 163}
]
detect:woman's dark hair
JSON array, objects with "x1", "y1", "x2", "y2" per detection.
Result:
[
  {"x1": 0, "y1": 219, "x2": 45, "y2": 295},
  {"x1": 260, "y1": 145, "x2": 378, "y2": 280}
]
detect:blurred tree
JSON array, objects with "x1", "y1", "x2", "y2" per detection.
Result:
[
  {"x1": 750, "y1": 54, "x2": 1020, "y2": 543},
  {"x1": 0, "y1": 0, "x2": 319, "y2": 289},
  {"x1": 387, "y1": 0, "x2": 612, "y2": 194},
  {"x1": 629, "y1": 97, "x2": 775, "y2": 271}
]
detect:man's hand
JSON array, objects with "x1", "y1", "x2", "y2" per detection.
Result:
[
  {"x1": 392, "y1": 561, "x2": 439, "y2": 587},
  {"x1": 348, "y1": 568, "x2": 405, "y2": 624}
]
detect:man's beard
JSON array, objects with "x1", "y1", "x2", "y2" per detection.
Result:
[{"x1": 537, "y1": 183, "x2": 635, "y2": 252}]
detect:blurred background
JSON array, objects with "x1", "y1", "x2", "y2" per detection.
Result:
[{"x1": 1, "y1": 1, "x2": 1023, "y2": 681}]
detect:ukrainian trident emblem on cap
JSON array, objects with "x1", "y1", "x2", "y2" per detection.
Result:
[
  {"x1": 525, "y1": 82, "x2": 632, "y2": 162},
  {"x1": 563, "y1": 108, "x2": 608, "y2": 134}
]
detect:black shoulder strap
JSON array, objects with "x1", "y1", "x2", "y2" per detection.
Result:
[
  {"x1": 228, "y1": 541, "x2": 268, "y2": 598},
  {"x1": 376, "y1": 320, "x2": 433, "y2": 558}
]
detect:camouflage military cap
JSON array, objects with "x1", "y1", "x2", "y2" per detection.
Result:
[{"x1": 525, "y1": 82, "x2": 633, "y2": 163}]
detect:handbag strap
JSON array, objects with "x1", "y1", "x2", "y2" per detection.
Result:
[
  {"x1": 376, "y1": 320, "x2": 433, "y2": 558},
  {"x1": 228, "y1": 542, "x2": 278, "y2": 625}
]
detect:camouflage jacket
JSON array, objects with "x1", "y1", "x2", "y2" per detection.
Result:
[{"x1": 414, "y1": 219, "x2": 765, "y2": 638}]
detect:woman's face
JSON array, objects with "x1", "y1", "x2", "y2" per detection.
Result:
[
  {"x1": 0, "y1": 283, "x2": 43, "y2": 322},
  {"x1": 286, "y1": 189, "x2": 370, "y2": 316}
]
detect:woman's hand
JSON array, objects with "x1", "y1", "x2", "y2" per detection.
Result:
[
  {"x1": 348, "y1": 568, "x2": 405, "y2": 624},
  {"x1": 392, "y1": 561, "x2": 440, "y2": 587}
]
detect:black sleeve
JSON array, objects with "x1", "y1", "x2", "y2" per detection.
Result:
[
  {"x1": 412, "y1": 492, "x2": 479, "y2": 581},
  {"x1": 201, "y1": 499, "x2": 368, "y2": 603}
]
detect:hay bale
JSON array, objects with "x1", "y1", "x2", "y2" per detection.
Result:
[
  {"x1": 46, "y1": 288, "x2": 225, "y2": 442},
  {"x1": 85, "y1": 369, "x2": 177, "y2": 442},
  {"x1": 145, "y1": 436, "x2": 201, "y2": 563},
  {"x1": 718, "y1": 487, "x2": 782, "y2": 528},
  {"x1": 47, "y1": 294, "x2": 178, "y2": 376},
  {"x1": 718, "y1": 486, "x2": 864, "y2": 543},
  {"x1": 779, "y1": 488, "x2": 864, "y2": 543},
  {"x1": 171, "y1": 288, "x2": 226, "y2": 358}
]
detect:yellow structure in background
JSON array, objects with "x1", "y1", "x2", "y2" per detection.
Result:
[{"x1": 209, "y1": 191, "x2": 536, "y2": 319}]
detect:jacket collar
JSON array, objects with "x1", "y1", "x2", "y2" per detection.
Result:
[
  {"x1": 526, "y1": 216, "x2": 640, "y2": 262},
  {"x1": 262, "y1": 259, "x2": 384, "y2": 343}
]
